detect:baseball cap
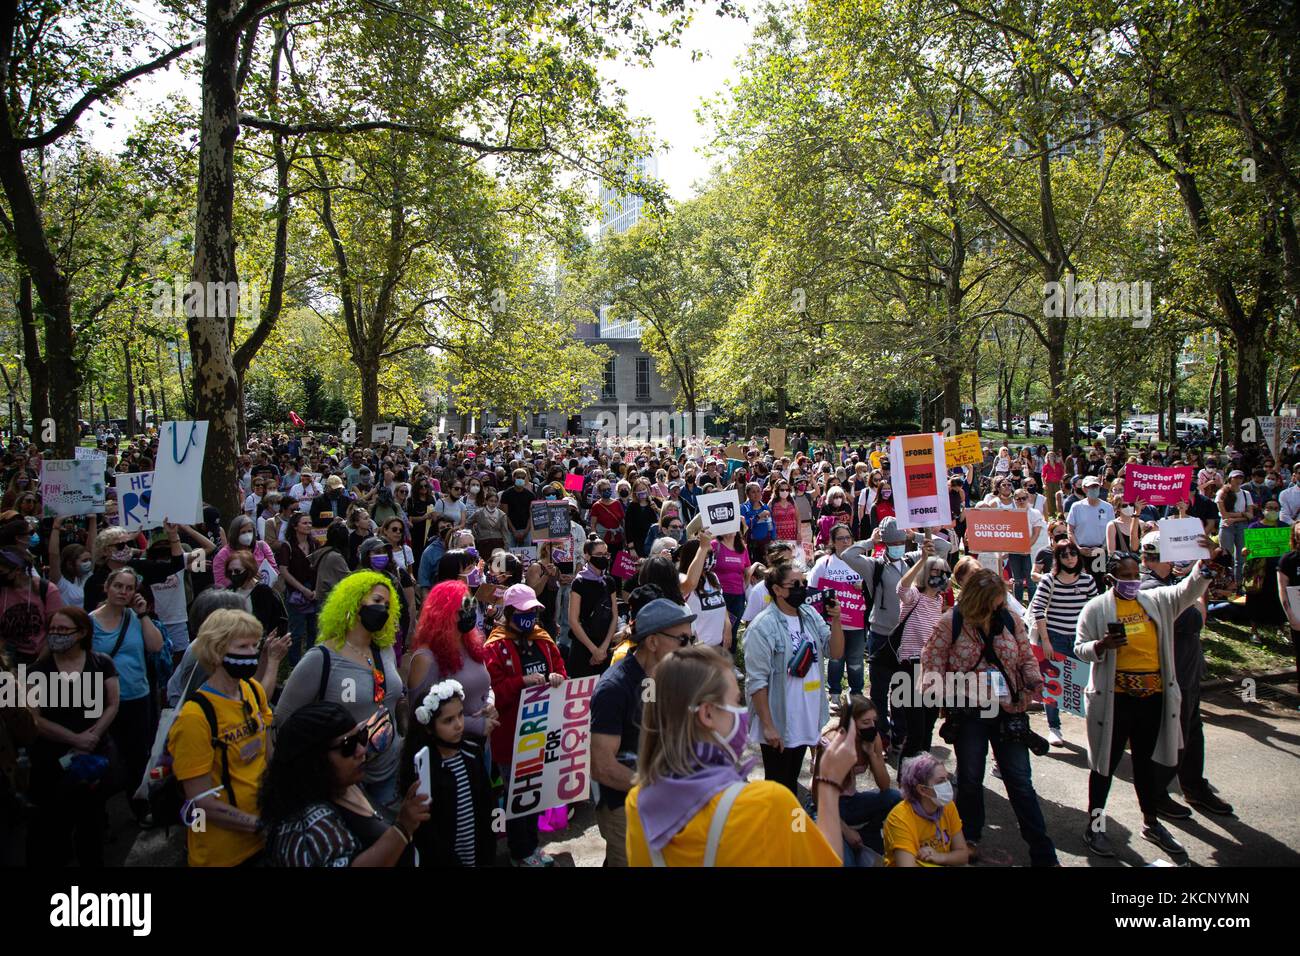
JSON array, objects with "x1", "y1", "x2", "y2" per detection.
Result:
[
  {"x1": 1140, "y1": 531, "x2": 1161, "y2": 554},
  {"x1": 1228, "y1": 470, "x2": 1245, "y2": 479},
  {"x1": 326, "y1": 475, "x2": 344, "y2": 490},
  {"x1": 631, "y1": 598, "x2": 697, "y2": 643},
  {"x1": 358, "y1": 536, "x2": 388, "y2": 561},
  {"x1": 502, "y1": 583, "x2": 543, "y2": 612},
  {"x1": 1082, "y1": 475, "x2": 1102, "y2": 488}
]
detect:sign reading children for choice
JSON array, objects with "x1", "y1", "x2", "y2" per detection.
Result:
[
  {"x1": 964, "y1": 509, "x2": 1033, "y2": 553},
  {"x1": 1123, "y1": 466, "x2": 1193, "y2": 506},
  {"x1": 697, "y1": 489, "x2": 741, "y2": 536},
  {"x1": 150, "y1": 421, "x2": 208, "y2": 525},
  {"x1": 116, "y1": 472, "x2": 159, "y2": 531},
  {"x1": 40, "y1": 460, "x2": 106, "y2": 518},
  {"x1": 888, "y1": 433, "x2": 951, "y2": 530},
  {"x1": 506, "y1": 677, "x2": 598, "y2": 820}
]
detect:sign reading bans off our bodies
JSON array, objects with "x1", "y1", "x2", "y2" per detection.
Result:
[
  {"x1": 964, "y1": 508, "x2": 1034, "y2": 554},
  {"x1": 506, "y1": 677, "x2": 598, "y2": 821},
  {"x1": 889, "y1": 433, "x2": 951, "y2": 530}
]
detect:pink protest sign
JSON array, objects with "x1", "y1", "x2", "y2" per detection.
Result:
[
  {"x1": 824, "y1": 579, "x2": 866, "y2": 629},
  {"x1": 1123, "y1": 466, "x2": 1192, "y2": 506},
  {"x1": 564, "y1": 473, "x2": 584, "y2": 492},
  {"x1": 611, "y1": 550, "x2": 640, "y2": 580}
]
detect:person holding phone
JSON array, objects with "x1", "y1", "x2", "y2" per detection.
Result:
[
  {"x1": 893, "y1": 545, "x2": 952, "y2": 759},
  {"x1": 1075, "y1": 547, "x2": 1213, "y2": 859}
]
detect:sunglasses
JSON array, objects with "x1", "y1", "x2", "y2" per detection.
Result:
[{"x1": 330, "y1": 727, "x2": 370, "y2": 758}]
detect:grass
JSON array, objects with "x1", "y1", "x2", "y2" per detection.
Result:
[{"x1": 1201, "y1": 618, "x2": 1295, "y2": 680}]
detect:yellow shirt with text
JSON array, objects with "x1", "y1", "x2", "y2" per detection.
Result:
[
  {"x1": 1113, "y1": 598, "x2": 1159, "y2": 673},
  {"x1": 884, "y1": 800, "x2": 963, "y2": 866}
]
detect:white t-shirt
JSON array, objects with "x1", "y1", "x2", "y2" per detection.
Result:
[
  {"x1": 684, "y1": 576, "x2": 728, "y2": 647},
  {"x1": 391, "y1": 544, "x2": 416, "y2": 571},
  {"x1": 243, "y1": 492, "x2": 263, "y2": 516},
  {"x1": 780, "y1": 613, "x2": 822, "y2": 748},
  {"x1": 149, "y1": 568, "x2": 190, "y2": 657},
  {"x1": 56, "y1": 574, "x2": 89, "y2": 610},
  {"x1": 742, "y1": 580, "x2": 772, "y2": 624}
]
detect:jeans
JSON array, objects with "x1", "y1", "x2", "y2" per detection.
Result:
[
  {"x1": 840, "y1": 787, "x2": 901, "y2": 854},
  {"x1": 285, "y1": 602, "x2": 318, "y2": 668},
  {"x1": 1220, "y1": 521, "x2": 1248, "y2": 582},
  {"x1": 723, "y1": 592, "x2": 746, "y2": 633},
  {"x1": 1007, "y1": 553, "x2": 1035, "y2": 604},
  {"x1": 1043, "y1": 629, "x2": 1080, "y2": 731},
  {"x1": 760, "y1": 744, "x2": 808, "y2": 796},
  {"x1": 954, "y1": 714, "x2": 1058, "y2": 866},
  {"x1": 866, "y1": 631, "x2": 901, "y2": 741},
  {"x1": 555, "y1": 583, "x2": 573, "y2": 645},
  {"x1": 897, "y1": 659, "x2": 938, "y2": 758},
  {"x1": 827, "y1": 627, "x2": 867, "y2": 696},
  {"x1": 1088, "y1": 692, "x2": 1163, "y2": 820}
]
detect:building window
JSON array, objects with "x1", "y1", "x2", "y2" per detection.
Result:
[
  {"x1": 602, "y1": 357, "x2": 617, "y2": 399},
  {"x1": 636, "y1": 356, "x2": 651, "y2": 400}
]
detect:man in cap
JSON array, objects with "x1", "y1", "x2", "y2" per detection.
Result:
[
  {"x1": 1067, "y1": 475, "x2": 1114, "y2": 574},
  {"x1": 1218, "y1": 470, "x2": 1253, "y2": 583},
  {"x1": 1138, "y1": 530, "x2": 1233, "y2": 818},
  {"x1": 590, "y1": 596, "x2": 698, "y2": 866},
  {"x1": 310, "y1": 474, "x2": 352, "y2": 528}
]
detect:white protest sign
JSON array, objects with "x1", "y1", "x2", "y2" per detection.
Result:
[
  {"x1": 75, "y1": 446, "x2": 107, "y2": 461},
  {"x1": 372, "y1": 423, "x2": 393, "y2": 443},
  {"x1": 116, "y1": 471, "x2": 159, "y2": 531},
  {"x1": 39, "y1": 459, "x2": 105, "y2": 517},
  {"x1": 1156, "y1": 516, "x2": 1210, "y2": 562},
  {"x1": 697, "y1": 489, "x2": 741, "y2": 536},
  {"x1": 1257, "y1": 416, "x2": 1298, "y2": 460},
  {"x1": 1288, "y1": 586, "x2": 1300, "y2": 621},
  {"x1": 258, "y1": 558, "x2": 279, "y2": 589},
  {"x1": 150, "y1": 421, "x2": 209, "y2": 525},
  {"x1": 505, "y1": 677, "x2": 598, "y2": 820},
  {"x1": 889, "y1": 433, "x2": 952, "y2": 529},
  {"x1": 393, "y1": 426, "x2": 409, "y2": 446}
]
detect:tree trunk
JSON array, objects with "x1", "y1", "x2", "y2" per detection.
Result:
[
  {"x1": 16, "y1": 273, "x2": 50, "y2": 443},
  {"x1": 971, "y1": 363, "x2": 981, "y2": 435},
  {"x1": 1232, "y1": 321, "x2": 1268, "y2": 444},
  {"x1": 98, "y1": 379, "x2": 108, "y2": 428},
  {"x1": 942, "y1": 364, "x2": 961, "y2": 433},
  {"x1": 1045, "y1": 317, "x2": 1070, "y2": 455},
  {"x1": 188, "y1": 2, "x2": 245, "y2": 519},
  {"x1": 123, "y1": 342, "x2": 136, "y2": 437},
  {"x1": 1167, "y1": 348, "x2": 1179, "y2": 446},
  {"x1": 1207, "y1": 354, "x2": 1220, "y2": 436},
  {"x1": 156, "y1": 340, "x2": 170, "y2": 420},
  {"x1": 1219, "y1": 343, "x2": 1232, "y2": 443},
  {"x1": 359, "y1": 357, "x2": 380, "y2": 443}
]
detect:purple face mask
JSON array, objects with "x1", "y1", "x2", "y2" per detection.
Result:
[
  {"x1": 1114, "y1": 579, "x2": 1142, "y2": 600},
  {"x1": 370, "y1": 554, "x2": 390, "y2": 571},
  {"x1": 709, "y1": 703, "x2": 750, "y2": 763}
]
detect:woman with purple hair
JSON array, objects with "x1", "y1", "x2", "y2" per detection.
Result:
[{"x1": 883, "y1": 754, "x2": 970, "y2": 867}]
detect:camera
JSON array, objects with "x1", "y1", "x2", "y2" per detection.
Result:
[{"x1": 1000, "y1": 711, "x2": 1050, "y2": 756}]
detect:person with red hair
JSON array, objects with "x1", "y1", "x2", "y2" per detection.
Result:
[{"x1": 407, "y1": 581, "x2": 500, "y2": 761}]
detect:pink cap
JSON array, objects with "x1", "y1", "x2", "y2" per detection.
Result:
[
  {"x1": 502, "y1": 583, "x2": 543, "y2": 612},
  {"x1": 465, "y1": 451, "x2": 476, "y2": 458}
]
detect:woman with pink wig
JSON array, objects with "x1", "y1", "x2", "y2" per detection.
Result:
[{"x1": 406, "y1": 581, "x2": 500, "y2": 764}]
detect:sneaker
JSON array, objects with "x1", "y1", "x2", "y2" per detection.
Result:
[
  {"x1": 1186, "y1": 788, "x2": 1234, "y2": 816},
  {"x1": 1083, "y1": 828, "x2": 1115, "y2": 857},
  {"x1": 1047, "y1": 728, "x2": 1066, "y2": 747},
  {"x1": 1154, "y1": 795, "x2": 1193, "y2": 820},
  {"x1": 511, "y1": 850, "x2": 555, "y2": 867},
  {"x1": 1142, "y1": 821, "x2": 1186, "y2": 856}
]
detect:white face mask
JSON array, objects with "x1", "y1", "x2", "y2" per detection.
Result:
[
  {"x1": 238, "y1": 532, "x2": 254, "y2": 546},
  {"x1": 929, "y1": 780, "x2": 954, "y2": 806}
]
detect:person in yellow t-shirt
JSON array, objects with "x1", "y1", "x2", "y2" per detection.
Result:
[
  {"x1": 167, "y1": 609, "x2": 272, "y2": 866},
  {"x1": 625, "y1": 644, "x2": 857, "y2": 866},
  {"x1": 884, "y1": 753, "x2": 969, "y2": 866}
]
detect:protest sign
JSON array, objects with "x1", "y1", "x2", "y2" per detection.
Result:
[
  {"x1": 74, "y1": 446, "x2": 106, "y2": 461},
  {"x1": 725, "y1": 458, "x2": 746, "y2": 479},
  {"x1": 116, "y1": 471, "x2": 158, "y2": 532},
  {"x1": 769, "y1": 428, "x2": 786, "y2": 457},
  {"x1": 40, "y1": 459, "x2": 106, "y2": 518},
  {"x1": 507, "y1": 546, "x2": 537, "y2": 567},
  {"x1": 1156, "y1": 517, "x2": 1210, "y2": 562},
  {"x1": 888, "y1": 433, "x2": 952, "y2": 529},
  {"x1": 611, "y1": 550, "x2": 640, "y2": 580},
  {"x1": 150, "y1": 421, "x2": 208, "y2": 524},
  {"x1": 869, "y1": 451, "x2": 883, "y2": 470},
  {"x1": 563, "y1": 473, "x2": 585, "y2": 493},
  {"x1": 815, "y1": 574, "x2": 866, "y2": 629},
  {"x1": 1244, "y1": 525, "x2": 1291, "y2": 559},
  {"x1": 530, "y1": 501, "x2": 570, "y2": 539},
  {"x1": 963, "y1": 508, "x2": 1033, "y2": 553},
  {"x1": 1123, "y1": 466, "x2": 1193, "y2": 506},
  {"x1": 372, "y1": 423, "x2": 393, "y2": 443},
  {"x1": 505, "y1": 677, "x2": 599, "y2": 820},
  {"x1": 1257, "y1": 415, "x2": 1299, "y2": 459},
  {"x1": 393, "y1": 426, "x2": 409, "y2": 446},
  {"x1": 258, "y1": 558, "x2": 279, "y2": 590},
  {"x1": 943, "y1": 431, "x2": 983, "y2": 468},
  {"x1": 725, "y1": 443, "x2": 747, "y2": 461},
  {"x1": 698, "y1": 489, "x2": 741, "y2": 536},
  {"x1": 978, "y1": 551, "x2": 1003, "y2": 574},
  {"x1": 1288, "y1": 586, "x2": 1300, "y2": 621},
  {"x1": 1031, "y1": 645, "x2": 1091, "y2": 718}
]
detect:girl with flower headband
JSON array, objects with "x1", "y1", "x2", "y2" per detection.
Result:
[{"x1": 397, "y1": 678, "x2": 495, "y2": 866}]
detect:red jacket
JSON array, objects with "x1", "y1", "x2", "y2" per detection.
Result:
[{"x1": 485, "y1": 625, "x2": 568, "y2": 759}]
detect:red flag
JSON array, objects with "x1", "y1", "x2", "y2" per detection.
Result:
[{"x1": 289, "y1": 411, "x2": 306, "y2": 428}]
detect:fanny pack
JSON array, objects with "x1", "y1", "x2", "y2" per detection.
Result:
[{"x1": 787, "y1": 637, "x2": 817, "y2": 678}]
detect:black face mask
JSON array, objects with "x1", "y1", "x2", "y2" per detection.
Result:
[
  {"x1": 457, "y1": 608, "x2": 477, "y2": 633},
  {"x1": 358, "y1": 604, "x2": 389, "y2": 633},
  {"x1": 223, "y1": 654, "x2": 259, "y2": 681},
  {"x1": 588, "y1": 555, "x2": 610, "y2": 571},
  {"x1": 783, "y1": 583, "x2": 808, "y2": 607},
  {"x1": 860, "y1": 726, "x2": 878, "y2": 743}
]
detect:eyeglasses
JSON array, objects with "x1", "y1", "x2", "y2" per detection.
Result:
[{"x1": 330, "y1": 727, "x2": 370, "y2": 758}]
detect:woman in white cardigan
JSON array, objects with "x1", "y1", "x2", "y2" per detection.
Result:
[{"x1": 1074, "y1": 546, "x2": 1212, "y2": 860}]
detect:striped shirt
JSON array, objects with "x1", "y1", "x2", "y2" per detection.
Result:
[
  {"x1": 444, "y1": 753, "x2": 476, "y2": 866},
  {"x1": 1028, "y1": 573, "x2": 1098, "y2": 636},
  {"x1": 896, "y1": 584, "x2": 946, "y2": 660}
]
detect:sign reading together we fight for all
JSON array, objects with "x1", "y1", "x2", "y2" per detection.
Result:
[{"x1": 888, "y1": 433, "x2": 952, "y2": 530}]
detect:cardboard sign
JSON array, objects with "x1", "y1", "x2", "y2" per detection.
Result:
[
  {"x1": 116, "y1": 471, "x2": 158, "y2": 532},
  {"x1": 725, "y1": 443, "x2": 746, "y2": 461},
  {"x1": 150, "y1": 421, "x2": 208, "y2": 525},
  {"x1": 1244, "y1": 525, "x2": 1291, "y2": 559},
  {"x1": 508, "y1": 546, "x2": 537, "y2": 567},
  {"x1": 698, "y1": 489, "x2": 741, "y2": 536},
  {"x1": 869, "y1": 451, "x2": 883, "y2": 470},
  {"x1": 889, "y1": 433, "x2": 952, "y2": 529},
  {"x1": 943, "y1": 431, "x2": 984, "y2": 468},
  {"x1": 530, "y1": 501, "x2": 570, "y2": 538},
  {"x1": 393, "y1": 426, "x2": 409, "y2": 446},
  {"x1": 1257, "y1": 415, "x2": 1299, "y2": 459},
  {"x1": 39, "y1": 459, "x2": 106, "y2": 518},
  {"x1": 611, "y1": 550, "x2": 640, "y2": 580},
  {"x1": 563, "y1": 473, "x2": 585, "y2": 493},
  {"x1": 505, "y1": 677, "x2": 599, "y2": 820},
  {"x1": 1032, "y1": 645, "x2": 1091, "y2": 718},
  {"x1": 372, "y1": 423, "x2": 393, "y2": 443},
  {"x1": 1156, "y1": 517, "x2": 1210, "y2": 562},
  {"x1": 769, "y1": 428, "x2": 786, "y2": 457},
  {"x1": 964, "y1": 508, "x2": 1033, "y2": 553},
  {"x1": 1123, "y1": 466, "x2": 1193, "y2": 506}
]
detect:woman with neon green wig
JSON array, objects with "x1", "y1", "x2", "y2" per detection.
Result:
[{"x1": 274, "y1": 571, "x2": 407, "y2": 808}]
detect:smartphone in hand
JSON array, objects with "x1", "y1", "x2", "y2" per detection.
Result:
[{"x1": 414, "y1": 746, "x2": 432, "y2": 801}]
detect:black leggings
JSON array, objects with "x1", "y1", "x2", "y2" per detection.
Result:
[
  {"x1": 108, "y1": 696, "x2": 155, "y2": 819},
  {"x1": 1088, "y1": 691, "x2": 1164, "y2": 820},
  {"x1": 760, "y1": 744, "x2": 808, "y2": 796}
]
